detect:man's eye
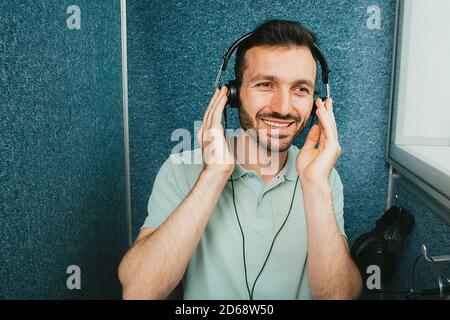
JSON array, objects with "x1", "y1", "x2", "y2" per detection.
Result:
[
  {"x1": 256, "y1": 82, "x2": 272, "y2": 88},
  {"x1": 295, "y1": 87, "x2": 310, "y2": 94}
]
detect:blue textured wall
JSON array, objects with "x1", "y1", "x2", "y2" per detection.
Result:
[
  {"x1": 0, "y1": 1, "x2": 127, "y2": 298},
  {"x1": 127, "y1": 0, "x2": 450, "y2": 299}
]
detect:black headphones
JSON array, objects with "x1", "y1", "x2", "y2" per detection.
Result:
[
  {"x1": 214, "y1": 31, "x2": 331, "y2": 126},
  {"x1": 215, "y1": 31, "x2": 331, "y2": 300},
  {"x1": 350, "y1": 205, "x2": 415, "y2": 287}
]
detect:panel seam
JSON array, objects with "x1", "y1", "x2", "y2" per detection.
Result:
[{"x1": 120, "y1": 0, "x2": 132, "y2": 247}]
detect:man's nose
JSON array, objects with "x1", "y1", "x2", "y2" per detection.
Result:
[{"x1": 270, "y1": 89, "x2": 292, "y2": 116}]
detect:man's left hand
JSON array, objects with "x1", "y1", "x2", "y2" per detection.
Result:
[{"x1": 296, "y1": 98, "x2": 341, "y2": 185}]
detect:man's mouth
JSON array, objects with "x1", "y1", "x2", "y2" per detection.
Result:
[{"x1": 260, "y1": 118, "x2": 296, "y2": 129}]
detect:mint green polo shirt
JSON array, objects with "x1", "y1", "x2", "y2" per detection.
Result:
[{"x1": 141, "y1": 145, "x2": 346, "y2": 300}]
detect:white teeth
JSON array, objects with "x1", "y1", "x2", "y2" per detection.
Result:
[{"x1": 262, "y1": 120, "x2": 290, "y2": 128}]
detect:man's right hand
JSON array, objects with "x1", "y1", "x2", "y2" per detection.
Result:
[
  {"x1": 120, "y1": 86, "x2": 237, "y2": 300},
  {"x1": 197, "y1": 86, "x2": 235, "y2": 176}
]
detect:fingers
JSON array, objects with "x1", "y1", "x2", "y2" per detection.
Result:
[
  {"x1": 303, "y1": 124, "x2": 320, "y2": 150},
  {"x1": 202, "y1": 88, "x2": 221, "y2": 131},
  {"x1": 199, "y1": 86, "x2": 228, "y2": 149},
  {"x1": 199, "y1": 88, "x2": 220, "y2": 148},
  {"x1": 210, "y1": 93, "x2": 228, "y2": 128},
  {"x1": 206, "y1": 86, "x2": 228, "y2": 128},
  {"x1": 315, "y1": 98, "x2": 341, "y2": 156},
  {"x1": 315, "y1": 98, "x2": 337, "y2": 142},
  {"x1": 304, "y1": 98, "x2": 336, "y2": 152},
  {"x1": 318, "y1": 120, "x2": 325, "y2": 152},
  {"x1": 324, "y1": 98, "x2": 338, "y2": 140}
]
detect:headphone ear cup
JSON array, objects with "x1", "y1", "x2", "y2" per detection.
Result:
[
  {"x1": 225, "y1": 80, "x2": 240, "y2": 108},
  {"x1": 351, "y1": 232, "x2": 378, "y2": 264},
  {"x1": 351, "y1": 233, "x2": 396, "y2": 287},
  {"x1": 351, "y1": 233, "x2": 385, "y2": 276}
]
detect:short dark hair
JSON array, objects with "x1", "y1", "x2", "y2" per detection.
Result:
[{"x1": 234, "y1": 19, "x2": 319, "y2": 83}]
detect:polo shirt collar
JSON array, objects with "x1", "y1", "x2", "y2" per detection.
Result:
[
  {"x1": 231, "y1": 161, "x2": 248, "y2": 180},
  {"x1": 230, "y1": 145, "x2": 299, "y2": 181}
]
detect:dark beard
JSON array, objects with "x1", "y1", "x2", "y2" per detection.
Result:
[{"x1": 238, "y1": 105, "x2": 306, "y2": 153}]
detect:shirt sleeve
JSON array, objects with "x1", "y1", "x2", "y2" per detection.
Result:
[
  {"x1": 141, "y1": 156, "x2": 188, "y2": 229},
  {"x1": 329, "y1": 168, "x2": 347, "y2": 238}
]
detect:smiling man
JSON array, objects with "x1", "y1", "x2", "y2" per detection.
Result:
[{"x1": 118, "y1": 19, "x2": 362, "y2": 300}]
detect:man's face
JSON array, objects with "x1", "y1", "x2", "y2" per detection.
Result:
[{"x1": 238, "y1": 45, "x2": 316, "y2": 153}]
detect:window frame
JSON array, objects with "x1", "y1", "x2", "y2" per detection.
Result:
[{"x1": 386, "y1": 0, "x2": 450, "y2": 223}]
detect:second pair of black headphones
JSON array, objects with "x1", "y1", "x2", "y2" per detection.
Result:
[
  {"x1": 350, "y1": 204, "x2": 415, "y2": 288},
  {"x1": 214, "y1": 32, "x2": 332, "y2": 300},
  {"x1": 214, "y1": 31, "x2": 331, "y2": 126}
]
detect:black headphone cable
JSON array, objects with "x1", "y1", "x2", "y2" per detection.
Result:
[{"x1": 230, "y1": 174, "x2": 299, "y2": 300}]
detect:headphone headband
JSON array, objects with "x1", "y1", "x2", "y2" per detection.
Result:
[{"x1": 214, "y1": 32, "x2": 254, "y2": 88}]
